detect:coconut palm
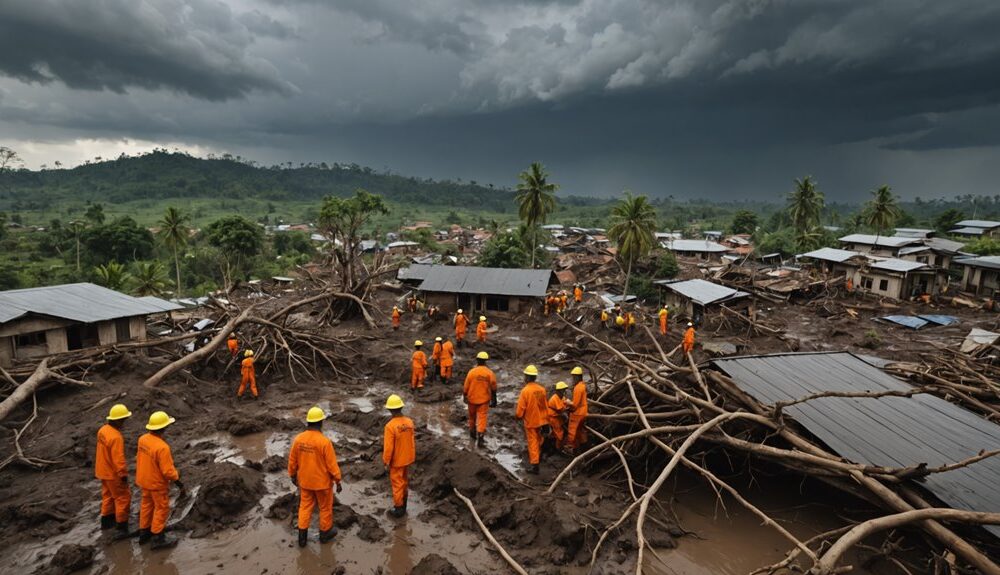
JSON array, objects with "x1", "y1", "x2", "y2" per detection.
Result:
[
  {"x1": 130, "y1": 261, "x2": 169, "y2": 297},
  {"x1": 515, "y1": 162, "x2": 558, "y2": 268},
  {"x1": 863, "y1": 185, "x2": 901, "y2": 249},
  {"x1": 94, "y1": 262, "x2": 130, "y2": 291},
  {"x1": 608, "y1": 192, "x2": 658, "y2": 299},
  {"x1": 157, "y1": 207, "x2": 190, "y2": 296},
  {"x1": 68, "y1": 220, "x2": 86, "y2": 273},
  {"x1": 787, "y1": 176, "x2": 824, "y2": 247}
]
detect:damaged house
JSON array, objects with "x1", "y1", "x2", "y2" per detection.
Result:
[
  {"x1": 800, "y1": 247, "x2": 947, "y2": 299},
  {"x1": 403, "y1": 265, "x2": 555, "y2": 315},
  {"x1": 661, "y1": 239, "x2": 729, "y2": 261},
  {"x1": 955, "y1": 255, "x2": 1000, "y2": 297},
  {"x1": 654, "y1": 278, "x2": 751, "y2": 322},
  {"x1": 0, "y1": 283, "x2": 181, "y2": 367}
]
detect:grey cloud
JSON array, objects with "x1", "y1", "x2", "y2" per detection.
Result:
[
  {"x1": 0, "y1": 0, "x2": 297, "y2": 100},
  {"x1": 238, "y1": 10, "x2": 299, "y2": 39}
]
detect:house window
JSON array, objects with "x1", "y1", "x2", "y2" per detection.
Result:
[
  {"x1": 861, "y1": 276, "x2": 873, "y2": 290},
  {"x1": 878, "y1": 279, "x2": 889, "y2": 291},
  {"x1": 916, "y1": 256, "x2": 928, "y2": 264},
  {"x1": 115, "y1": 318, "x2": 132, "y2": 342},
  {"x1": 484, "y1": 295, "x2": 510, "y2": 312},
  {"x1": 15, "y1": 331, "x2": 46, "y2": 347}
]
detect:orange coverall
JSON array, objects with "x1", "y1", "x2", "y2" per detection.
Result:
[
  {"x1": 288, "y1": 429, "x2": 342, "y2": 532},
  {"x1": 411, "y1": 350, "x2": 428, "y2": 389},
  {"x1": 239, "y1": 356, "x2": 257, "y2": 397},
  {"x1": 392, "y1": 308, "x2": 401, "y2": 329},
  {"x1": 454, "y1": 313, "x2": 468, "y2": 342},
  {"x1": 559, "y1": 294, "x2": 568, "y2": 313},
  {"x1": 95, "y1": 424, "x2": 130, "y2": 523},
  {"x1": 683, "y1": 327, "x2": 696, "y2": 354},
  {"x1": 516, "y1": 382, "x2": 549, "y2": 465},
  {"x1": 567, "y1": 381, "x2": 589, "y2": 448},
  {"x1": 439, "y1": 340, "x2": 455, "y2": 380},
  {"x1": 463, "y1": 365, "x2": 497, "y2": 433},
  {"x1": 383, "y1": 416, "x2": 416, "y2": 508},
  {"x1": 659, "y1": 309, "x2": 668, "y2": 335},
  {"x1": 136, "y1": 433, "x2": 179, "y2": 535},
  {"x1": 431, "y1": 341, "x2": 442, "y2": 371},
  {"x1": 574, "y1": 287, "x2": 583, "y2": 303},
  {"x1": 547, "y1": 394, "x2": 568, "y2": 449},
  {"x1": 227, "y1": 337, "x2": 239, "y2": 357},
  {"x1": 476, "y1": 320, "x2": 487, "y2": 343}
]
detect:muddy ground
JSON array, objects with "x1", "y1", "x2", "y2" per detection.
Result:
[{"x1": 1, "y1": 287, "x2": 994, "y2": 574}]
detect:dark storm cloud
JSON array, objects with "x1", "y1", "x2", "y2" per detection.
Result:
[{"x1": 0, "y1": 0, "x2": 296, "y2": 100}]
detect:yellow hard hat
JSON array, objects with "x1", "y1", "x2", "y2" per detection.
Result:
[
  {"x1": 570, "y1": 366, "x2": 584, "y2": 376},
  {"x1": 616, "y1": 316, "x2": 625, "y2": 325},
  {"x1": 146, "y1": 411, "x2": 175, "y2": 431},
  {"x1": 414, "y1": 340, "x2": 423, "y2": 347},
  {"x1": 306, "y1": 406, "x2": 326, "y2": 423},
  {"x1": 106, "y1": 404, "x2": 132, "y2": 421},
  {"x1": 476, "y1": 351, "x2": 489, "y2": 360},
  {"x1": 457, "y1": 308, "x2": 463, "y2": 314},
  {"x1": 435, "y1": 337, "x2": 442, "y2": 342},
  {"x1": 555, "y1": 381, "x2": 569, "y2": 390},
  {"x1": 479, "y1": 316, "x2": 486, "y2": 322},
  {"x1": 385, "y1": 394, "x2": 405, "y2": 410},
  {"x1": 244, "y1": 349, "x2": 254, "y2": 357},
  {"x1": 523, "y1": 365, "x2": 539, "y2": 376}
]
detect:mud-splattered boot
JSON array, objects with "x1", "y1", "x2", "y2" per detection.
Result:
[
  {"x1": 476, "y1": 432, "x2": 485, "y2": 448},
  {"x1": 388, "y1": 506, "x2": 405, "y2": 518},
  {"x1": 100, "y1": 514, "x2": 115, "y2": 530},
  {"x1": 319, "y1": 527, "x2": 338, "y2": 542},
  {"x1": 530, "y1": 463, "x2": 540, "y2": 475},
  {"x1": 150, "y1": 532, "x2": 178, "y2": 549},
  {"x1": 138, "y1": 529, "x2": 152, "y2": 545},
  {"x1": 112, "y1": 522, "x2": 130, "y2": 541},
  {"x1": 468, "y1": 427, "x2": 476, "y2": 440},
  {"x1": 297, "y1": 529, "x2": 308, "y2": 548}
]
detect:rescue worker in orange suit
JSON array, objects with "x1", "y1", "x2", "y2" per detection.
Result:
[
  {"x1": 439, "y1": 337, "x2": 455, "y2": 384},
  {"x1": 624, "y1": 309, "x2": 636, "y2": 336},
  {"x1": 430, "y1": 337, "x2": 443, "y2": 378},
  {"x1": 96, "y1": 403, "x2": 132, "y2": 538},
  {"x1": 574, "y1": 284, "x2": 583, "y2": 304},
  {"x1": 658, "y1": 306, "x2": 669, "y2": 336},
  {"x1": 845, "y1": 277, "x2": 854, "y2": 293},
  {"x1": 543, "y1": 295, "x2": 551, "y2": 316},
  {"x1": 515, "y1": 365, "x2": 549, "y2": 474},
  {"x1": 410, "y1": 340, "x2": 428, "y2": 392},
  {"x1": 476, "y1": 315, "x2": 488, "y2": 344},
  {"x1": 559, "y1": 291, "x2": 568, "y2": 313},
  {"x1": 136, "y1": 411, "x2": 182, "y2": 549},
  {"x1": 288, "y1": 406, "x2": 343, "y2": 547},
  {"x1": 600, "y1": 308, "x2": 610, "y2": 328},
  {"x1": 463, "y1": 351, "x2": 497, "y2": 447},
  {"x1": 407, "y1": 295, "x2": 417, "y2": 313},
  {"x1": 683, "y1": 322, "x2": 696, "y2": 354},
  {"x1": 227, "y1": 334, "x2": 239, "y2": 357},
  {"x1": 566, "y1": 367, "x2": 589, "y2": 451},
  {"x1": 454, "y1": 309, "x2": 468, "y2": 346},
  {"x1": 238, "y1": 349, "x2": 258, "y2": 399},
  {"x1": 383, "y1": 394, "x2": 416, "y2": 517},
  {"x1": 391, "y1": 306, "x2": 402, "y2": 331},
  {"x1": 547, "y1": 382, "x2": 570, "y2": 450}
]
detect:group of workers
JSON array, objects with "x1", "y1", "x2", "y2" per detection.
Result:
[
  {"x1": 94, "y1": 393, "x2": 418, "y2": 550},
  {"x1": 227, "y1": 334, "x2": 259, "y2": 399},
  {"x1": 544, "y1": 284, "x2": 584, "y2": 315}
]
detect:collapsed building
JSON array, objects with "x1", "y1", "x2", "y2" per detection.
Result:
[
  {"x1": 955, "y1": 255, "x2": 1000, "y2": 298},
  {"x1": 654, "y1": 278, "x2": 751, "y2": 322},
  {"x1": 398, "y1": 265, "x2": 555, "y2": 315},
  {"x1": 801, "y1": 246, "x2": 950, "y2": 299}
]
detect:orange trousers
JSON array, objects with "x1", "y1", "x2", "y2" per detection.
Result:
[
  {"x1": 100, "y1": 479, "x2": 131, "y2": 523},
  {"x1": 524, "y1": 426, "x2": 542, "y2": 464},
  {"x1": 683, "y1": 341, "x2": 694, "y2": 354},
  {"x1": 411, "y1": 368, "x2": 425, "y2": 389},
  {"x1": 456, "y1": 330, "x2": 465, "y2": 342},
  {"x1": 467, "y1": 403, "x2": 488, "y2": 433},
  {"x1": 392, "y1": 317, "x2": 400, "y2": 329},
  {"x1": 298, "y1": 488, "x2": 334, "y2": 531},
  {"x1": 238, "y1": 372, "x2": 258, "y2": 397},
  {"x1": 440, "y1": 364, "x2": 453, "y2": 380},
  {"x1": 139, "y1": 489, "x2": 170, "y2": 534},
  {"x1": 389, "y1": 466, "x2": 409, "y2": 507},
  {"x1": 659, "y1": 318, "x2": 667, "y2": 335},
  {"x1": 477, "y1": 333, "x2": 486, "y2": 343},
  {"x1": 567, "y1": 414, "x2": 587, "y2": 448},
  {"x1": 548, "y1": 417, "x2": 565, "y2": 449}
]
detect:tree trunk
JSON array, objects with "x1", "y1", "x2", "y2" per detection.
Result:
[
  {"x1": 173, "y1": 244, "x2": 182, "y2": 297},
  {"x1": 622, "y1": 257, "x2": 633, "y2": 301},
  {"x1": 143, "y1": 306, "x2": 255, "y2": 387},
  {"x1": 75, "y1": 235, "x2": 81, "y2": 273},
  {"x1": 0, "y1": 359, "x2": 51, "y2": 423},
  {"x1": 530, "y1": 227, "x2": 537, "y2": 268}
]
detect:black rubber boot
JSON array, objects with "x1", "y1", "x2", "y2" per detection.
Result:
[
  {"x1": 100, "y1": 514, "x2": 115, "y2": 530},
  {"x1": 530, "y1": 463, "x2": 540, "y2": 475},
  {"x1": 138, "y1": 529, "x2": 152, "y2": 545},
  {"x1": 319, "y1": 527, "x2": 338, "y2": 542},
  {"x1": 388, "y1": 506, "x2": 405, "y2": 518},
  {"x1": 112, "y1": 522, "x2": 130, "y2": 540},
  {"x1": 297, "y1": 529, "x2": 308, "y2": 547},
  {"x1": 477, "y1": 433, "x2": 485, "y2": 448},
  {"x1": 150, "y1": 532, "x2": 178, "y2": 549},
  {"x1": 468, "y1": 427, "x2": 476, "y2": 440}
]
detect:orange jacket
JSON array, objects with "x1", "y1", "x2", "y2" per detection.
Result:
[
  {"x1": 288, "y1": 429, "x2": 342, "y2": 490},
  {"x1": 574, "y1": 287, "x2": 583, "y2": 301},
  {"x1": 241, "y1": 357, "x2": 255, "y2": 377},
  {"x1": 571, "y1": 381, "x2": 588, "y2": 416},
  {"x1": 227, "y1": 338, "x2": 239, "y2": 353},
  {"x1": 463, "y1": 365, "x2": 497, "y2": 405},
  {"x1": 547, "y1": 393, "x2": 567, "y2": 419},
  {"x1": 392, "y1": 309, "x2": 401, "y2": 320},
  {"x1": 136, "y1": 433, "x2": 179, "y2": 491},
  {"x1": 431, "y1": 342, "x2": 442, "y2": 363},
  {"x1": 411, "y1": 350, "x2": 428, "y2": 373},
  {"x1": 516, "y1": 382, "x2": 549, "y2": 428},
  {"x1": 476, "y1": 321, "x2": 487, "y2": 339},
  {"x1": 383, "y1": 416, "x2": 416, "y2": 468},
  {"x1": 95, "y1": 424, "x2": 128, "y2": 480},
  {"x1": 454, "y1": 314, "x2": 468, "y2": 333},
  {"x1": 683, "y1": 327, "x2": 696, "y2": 347},
  {"x1": 439, "y1": 340, "x2": 455, "y2": 367}
]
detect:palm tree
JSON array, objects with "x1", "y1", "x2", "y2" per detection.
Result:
[
  {"x1": 68, "y1": 220, "x2": 86, "y2": 273},
  {"x1": 608, "y1": 193, "x2": 658, "y2": 299},
  {"x1": 787, "y1": 177, "x2": 824, "y2": 235},
  {"x1": 130, "y1": 261, "x2": 169, "y2": 297},
  {"x1": 863, "y1": 185, "x2": 901, "y2": 249},
  {"x1": 157, "y1": 207, "x2": 190, "y2": 296},
  {"x1": 515, "y1": 162, "x2": 558, "y2": 268},
  {"x1": 94, "y1": 262, "x2": 130, "y2": 291}
]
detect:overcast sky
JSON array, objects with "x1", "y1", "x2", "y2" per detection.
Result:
[{"x1": 2, "y1": 0, "x2": 1000, "y2": 202}]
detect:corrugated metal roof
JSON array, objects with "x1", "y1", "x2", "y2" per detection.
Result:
[
  {"x1": 838, "y1": 234, "x2": 921, "y2": 248},
  {"x1": 919, "y1": 314, "x2": 959, "y2": 326},
  {"x1": 397, "y1": 264, "x2": 435, "y2": 282},
  {"x1": 924, "y1": 237, "x2": 965, "y2": 254},
  {"x1": 878, "y1": 315, "x2": 929, "y2": 329},
  {"x1": 955, "y1": 220, "x2": 1000, "y2": 229},
  {"x1": 136, "y1": 296, "x2": 184, "y2": 312},
  {"x1": 0, "y1": 283, "x2": 182, "y2": 324},
  {"x1": 800, "y1": 247, "x2": 862, "y2": 263},
  {"x1": 950, "y1": 227, "x2": 985, "y2": 236},
  {"x1": 711, "y1": 352, "x2": 1000, "y2": 536},
  {"x1": 893, "y1": 228, "x2": 933, "y2": 238},
  {"x1": 897, "y1": 246, "x2": 930, "y2": 256},
  {"x1": 955, "y1": 255, "x2": 1000, "y2": 271},
  {"x1": 662, "y1": 239, "x2": 728, "y2": 253},
  {"x1": 870, "y1": 258, "x2": 927, "y2": 272},
  {"x1": 416, "y1": 265, "x2": 555, "y2": 297},
  {"x1": 654, "y1": 279, "x2": 749, "y2": 306}
]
